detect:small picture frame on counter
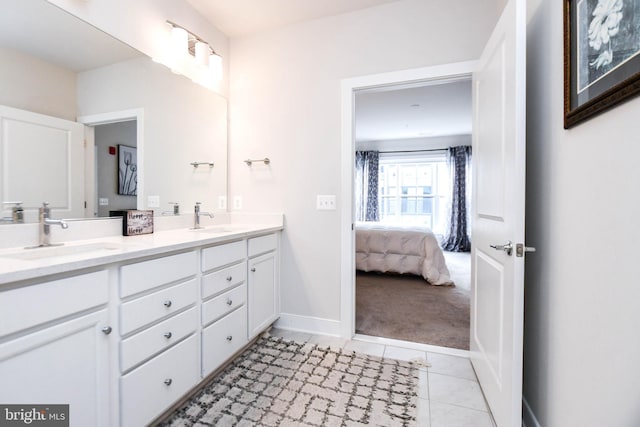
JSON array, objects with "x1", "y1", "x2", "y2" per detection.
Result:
[{"x1": 110, "y1": 210, "x2": 154, "y2": 236}]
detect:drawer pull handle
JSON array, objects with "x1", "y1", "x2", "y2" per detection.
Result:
[
  {"x1": 250, "y1": 267, "x2": 256, "y2": 272},
  {"x1": 226, "y1": 299, "x2": 233, "y2": 306},
  {"x1": 226, "y1": 335, "x2": 233, "y2": 341},
  {"x1": 164, "y1": 379, "x2": 172, "y2": 386},
  {"x1": 163, "y1": 332, "x2": 172, "y2": 339},
  {"x1": 163, "y1": 300, "x2": 172, "y2": 308},
  {"x1": 101, "y1": 326, "x2": 112, "y2": 335},
  {"x1": 226, "y1": 276, "x2": 233, "y2": 281}
]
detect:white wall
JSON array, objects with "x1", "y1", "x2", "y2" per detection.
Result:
[
  {"x1": 229, "y1": 0, "x2": 501, "y2": 323},
  {"x1": 0, "y1": 46, "x2": 76, "y2": 120},
  {"x1": 49, "y1": 0, "x2": 229, "y2": 98},
  {"x1": 524, "y1": 0, "x2": 640, "y2": 425}
]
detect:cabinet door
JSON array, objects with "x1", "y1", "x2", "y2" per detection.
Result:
[
  {"x1": 248, "y1": 252, "x2": 278, "y2": 339},
  {"x1": 0, "y1": 310, "x2": 111, "y2": 427}
]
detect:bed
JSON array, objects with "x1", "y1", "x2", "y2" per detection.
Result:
[{"x1": 355, "y1": 222, "x2": 454, "y2": 286}]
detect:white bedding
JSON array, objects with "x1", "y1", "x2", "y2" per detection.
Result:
[{"x1": 355, "y1": 222, "x2": 453, "y2": 286}]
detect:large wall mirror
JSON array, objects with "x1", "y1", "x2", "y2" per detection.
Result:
[{"x1": 0, "y1": 0, "x2": 228, "y2": 224}]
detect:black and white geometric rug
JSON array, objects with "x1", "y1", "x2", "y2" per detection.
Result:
[{"x1": 159, "y1": 334, "x2": 419, "y2": 426}]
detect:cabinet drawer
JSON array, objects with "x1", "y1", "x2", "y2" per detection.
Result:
[
  {"x1": 202, "y1": 284, "x2": 246, "y2": 326},
  {"x1": 120, "y1": 279, "x2": 197, "y2": 336},
  {"x1": 201, "y1": 262, "x2": 246, "y2": 299},
  {"x1": 202, "y1": 306, "x2": 248, "y2": 377},
  {"x1": 0, "y1": 270, "x2": 108, "y2": 337},
  {"x1": 248, "y1": 233, "x2": 277, "y2": 257},
  {"x1": 120, "y1": 307, "x2": 197, "y2": 372},
  {"x1": 201, "y1": 240, "x2": 246, "y2": 272},
  {"x1": 120, "y1": 251, "x2": 196, "y2": 298},
  {"x1": 120, "y1": 334, "x2": 199, "y2": 427}
]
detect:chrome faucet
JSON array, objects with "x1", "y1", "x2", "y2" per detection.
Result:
[
  {"x1": 39, "y1": 202, "x2": 68, "y2": 246},
  {"x1": 2, "y1": 201, "x2": 24, "y2": 223},
  {"x1": 162, "y1": 202, "x2": 180, "y2": 216},
  {"x1": 193, "y1": 202, "x2": 214, "y2": 229}
]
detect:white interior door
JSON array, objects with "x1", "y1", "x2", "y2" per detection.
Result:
[
  {"x1": 0, "y1": 105, "x2": 84, "y2": 221},
  {"x1": 470, "y1": 1, "x2": 527, "y2": 426}
]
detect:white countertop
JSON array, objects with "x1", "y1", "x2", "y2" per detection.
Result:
[{"x1": 0, "y1": 222, "x2": 283, "y2": 285}]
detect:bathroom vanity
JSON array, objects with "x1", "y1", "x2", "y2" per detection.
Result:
[{"x1": 0, "y1": 222, "x2": 281, "y2": 427}]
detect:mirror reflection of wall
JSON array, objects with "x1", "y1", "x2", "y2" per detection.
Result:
[
  {"x1": 0, "y1": 0, "x2": 228, "y2": 223},
  {"x1": 94, "y1": 121, "x2": 137, "y2": 217}
]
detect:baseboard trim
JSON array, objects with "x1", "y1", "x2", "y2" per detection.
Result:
[
  {"x1": 522, "y1": 397, "x2": 542, "y2": 427},
  {"x1": 273, "y1": 313, "x2": 342, "y2": 336}
]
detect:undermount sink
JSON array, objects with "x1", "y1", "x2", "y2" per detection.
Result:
[
  {"x1": 0, "y1": 242, "x2": 133, "y2": 261},
  {"x1": 191, "y1": 225, "x2": 246, "y2": 233}
]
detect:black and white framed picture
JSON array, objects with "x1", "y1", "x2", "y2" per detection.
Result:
[
  {"x1": 118, "y1": 145, "x2": 137, "y2": 196},
  {"x1": 564, "y1": 0, "x2": 640, "y2": 128}
]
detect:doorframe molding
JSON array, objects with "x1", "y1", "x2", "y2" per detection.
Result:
[
  {"x1": 78, "y1": 108, "x2": 145, "y2": 215},
  {"x1": 339, "y1": 61, "x2": 477, "y2": 338}
]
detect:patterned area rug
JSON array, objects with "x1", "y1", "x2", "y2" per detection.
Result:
[{"x1": 160, "y1": 334, "x2": 418, "y2": 426}]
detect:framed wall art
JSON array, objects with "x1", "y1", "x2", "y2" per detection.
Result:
[
  {"x1": 118, "y1": 145, "x2": 137, "y2": 196},
  {"x1": 564, "y1": 0, "x2": 640, "y2": 128}
]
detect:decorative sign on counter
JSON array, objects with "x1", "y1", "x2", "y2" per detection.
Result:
[{"x1": 111, "y1": 210, "x2": 154, "y2": 236}]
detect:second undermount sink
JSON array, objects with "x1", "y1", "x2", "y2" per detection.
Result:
[
  {"x1": 191, "y1": 225, "x2": 246, "y2": 234},
  {"x1": 0, "y1": 242, "x2": 135, "y2": 261}
]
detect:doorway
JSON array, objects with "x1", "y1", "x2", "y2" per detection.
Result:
[
  {"x1": 78, "y1": 109, "x2": 144, "y2": 218},
  {"x1": 340, "y1": 61, "x2": 477, "y2": 354}
]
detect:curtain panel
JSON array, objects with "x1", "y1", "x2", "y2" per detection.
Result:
[
  {"x1": 355, "y1": 151, "x2": 379, "y2": 222},
  {"x1": 441, "y1": 145, "x2": 472, "y2": 252}
]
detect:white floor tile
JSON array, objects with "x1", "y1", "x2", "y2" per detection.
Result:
[
  {"x1": 416, "y1": 398, "x2": 431, "y2": 427},
  {"x1": 268, "y1": 328, "x2": 312, "y2": 343},
  {"x1": 428, "y1": 373, "x2": 488, "y2": 412},
  {"x1": 343, "y1": 340, "x2": 385, "y2": 357},
  {"x1": 427, "y1": 352, "x2": 477, "y2": 381},
  {"x1": 307, "y1": 334, "x2": 348, "y2": 350},
  {"x1": 384, "y1": 346, "x2": 428, "y2": 363},
  {"x1": 430, "y1": 401, "x2": 494, "y2": 427},
  {"x1": 418, "y1": 368, "x2": 429, "y2": 400}
]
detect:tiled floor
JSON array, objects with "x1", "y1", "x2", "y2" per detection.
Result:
[{"x1": 269, "y1": 328, "x2": 496, "y2": 427}]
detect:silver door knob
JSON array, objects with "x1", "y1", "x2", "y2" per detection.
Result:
[
  {"x1": 163, "y1": 300, "x2": 172, "y2": 308},
  {"x1": 101, "y1": 326, "x2": 112, "y2": 335},
  {"x1": 164, "y1": 379, "x2": 172, "y2": 386},
  {"x1": 163, "y1": 332, "x2": 172, "y2": 339},
  {"x1": 490, "y1": 241, "x2": 513, "y2": 256}
]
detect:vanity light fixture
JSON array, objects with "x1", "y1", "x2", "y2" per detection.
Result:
[{"x1": 164, "y1": 21, "x2": 223, "y2": 87}]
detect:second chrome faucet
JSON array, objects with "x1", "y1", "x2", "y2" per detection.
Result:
[{"x1": 193, "y1": 202, "x2": 213, "y2": 229}]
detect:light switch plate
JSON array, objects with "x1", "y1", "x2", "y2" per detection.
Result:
[
  {"x1": 218, "y1": 196, "x2": 227, "y2": 210},
  {"x1": 233, "y1": 196, "x2": 242, "y2": 210},
  {"x1": 317, "y1": 195, "x2": 336, "y2": 210},
  {"x1": 147, "y1": 195, "x2": 160, "y2": 208},
  {"x1": 99, "y1": 198, "x2": 109, "y2": 206}
]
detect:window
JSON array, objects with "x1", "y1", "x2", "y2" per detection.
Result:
[{"x1": 378, "y1": 153, "x2": 449, "y2": 234}]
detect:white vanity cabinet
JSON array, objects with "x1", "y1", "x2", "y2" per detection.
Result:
[
  {"x1": 0, "y1": 270, "x2": 112, "y2": 427},
  {"x1": 0, "y1": 225, "x2": 282, "y2": 427},
  {"x1": 247, "y1": 234, "x2": 279, "y2": 339},
  {"x1": 118, "y1": 251, "x2": 199, "y2": 427},
  {"x1": 200, "y1": 240, "x2": 248, "y2": 377}
]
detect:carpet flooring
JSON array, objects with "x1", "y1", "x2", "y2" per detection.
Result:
[
  {"x1": 159, "y1": 334, "x2": 419, "y2": 427},
  {"x1": 355, "y1": 251, "x2": 470, "y2": 350}
]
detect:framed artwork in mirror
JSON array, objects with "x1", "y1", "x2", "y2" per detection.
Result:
[
  {"x1": 118, "y1": 145, "x2": 137, "y2": 196},
  {"x1": 564, "y1": 0, "x2": 640, "y2": 128}
]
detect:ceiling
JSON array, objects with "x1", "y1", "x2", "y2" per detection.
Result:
[
  {"x1": 186, "y1": 0, "x2": 404, "y2": 38},
  {"x1": 355, "y1": 79, "x2": 472, "y2": 143}
]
